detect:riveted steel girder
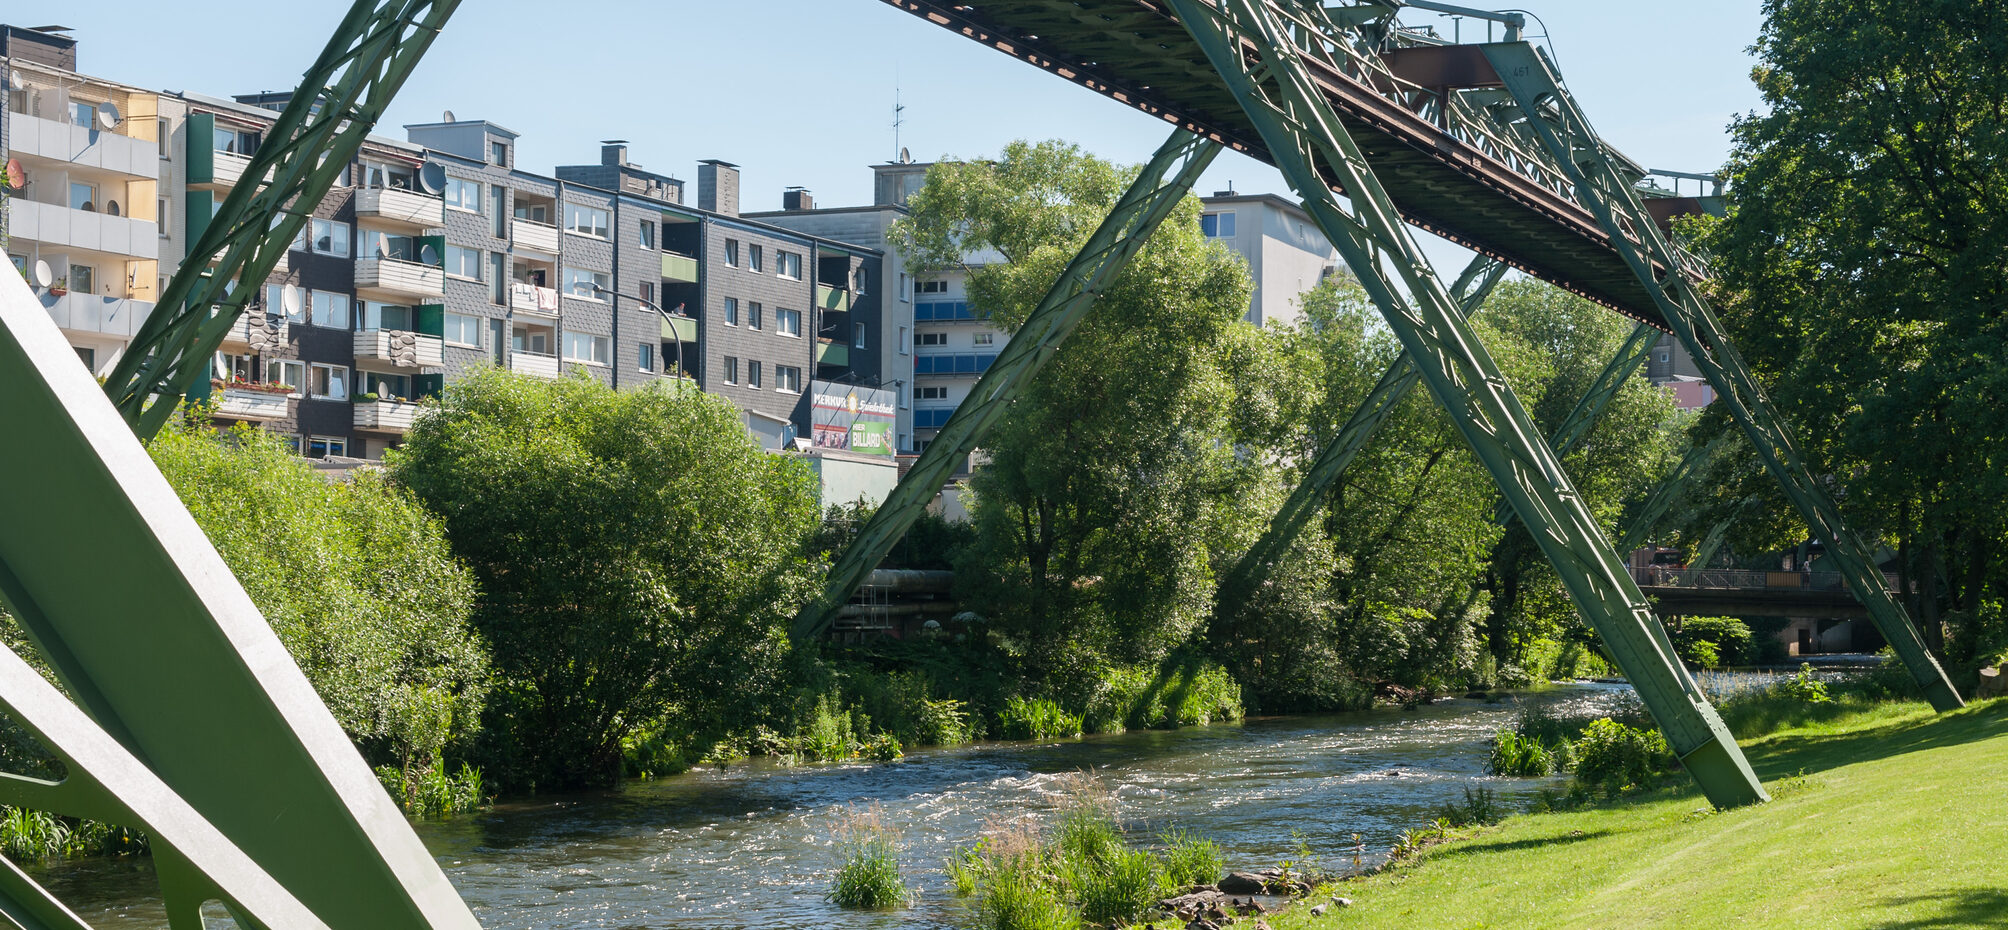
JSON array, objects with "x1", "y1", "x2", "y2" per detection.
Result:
[
  {"x1": 799, "y1": 128, "x2": 1222, "y2": 641},
  {"x1": 1166, "y1": 0, "x2": 1766, "y2": 807},
  {"x1": 1481, "y1": 41, "x2": 1962, "y2": 711}
]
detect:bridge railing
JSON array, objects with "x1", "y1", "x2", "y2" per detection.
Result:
[{"x1": 1637, "y1": 566, "x2": 1901, "y2": 593}]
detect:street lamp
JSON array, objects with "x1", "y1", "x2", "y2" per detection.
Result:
[{"x1": 590, "y1": 284, "x2": 698, "y2": 383}]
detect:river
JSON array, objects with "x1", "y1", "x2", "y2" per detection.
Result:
[{"x1": 31, "y1": 685, "x2": 1634, "y2": 929}]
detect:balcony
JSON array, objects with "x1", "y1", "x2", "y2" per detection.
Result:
[
  {"x1": 7, "y1": 111, "x2": 158, "y2": 180},
  {"x1": 817, "y1": 339, "x2": 850, "y2": 367},
  {"x1": 513, "y1": 219, "x2": 560, "y2": 255},
  {"x1": 221, "y1": 313, "x2": 290, "y2": 353},
  {"x1": 214, "y1": 387, "x2": 293, "y2": 421},
  {"x1": 353, "y1": 329, "x2": 444, "y2": 371},
  {"x1": 355, "y1": 188, "x2": 444, "y2": 231},
  {"x1": 197, "y1": 150, "x2": 255, "y2": 191},
  {"x1": 661, "y1": 251, "x2": 700, "y2": 285},
  {"x1": 40, "y1": 292, "x2": 155, "y2": 340},
  {"x1": 816, "y1": 283, "x2": 851, "y2": 314},
  {"x1": 353, "y1": 400, "x2": 422, "y2": 433},
  {"x1": 508, "y1": 283, "x2": 561, "y2": 317},
  {"x1": 510, "y1": 352, "x2": 561, "y2": 379},
  {"x1": 355, "y1": 258, "x2": 445, "y2": 301},
  {"x1": 7, "y1": 199, "x2": 159, "y2": 260}
]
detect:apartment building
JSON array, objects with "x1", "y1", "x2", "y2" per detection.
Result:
[{"x1": 1198, "y1": 190, "x2": 1340, "y2": 328}]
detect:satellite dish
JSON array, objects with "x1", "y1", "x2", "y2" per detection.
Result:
[
  {"x1": 106, "y1": 199, "x2": 120, "y2": 216},
  {"x1": 31, "y1": 261, "x2": 52, "y2": 289},
  {"x1": 418, "y1": 243, "x2": 439, "y2": 265},
  {"x1": 900, "y1": 147, "x2": 912, "y2": 164},
  {"x1": 441, "y1": 109, "x2": 456, "y2": 123},
  {"x1": 6, "y1": 72, "x2": 23, "y2": 92},
  {"x1": 4, "y1": 158, "x2": 22, "y2": 189},
  {"x1": 95, "y1": 101, "x2": 122, "y2": 130},
  {"x1": 281, "y1": 288, "x2": 303, "y2": 317},
  {"x1": 418, "y1": 162, "x2": 446, "y2": 194}
]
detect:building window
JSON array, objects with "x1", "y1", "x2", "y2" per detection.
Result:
[
  {"x1": 563, "y1": 332, "x2": 610, "y2": 365},
  {"x1": 639, "y1": 281, "x2": 655, "y2": 305},
  {"x1": 854, "y1": 267, "x2": 869, "y2": 295},
  {"x1": 748, "y1": 302, "x2": 763, "y2": 331},
  {"x1": 70, "y1": 181, "x2": 97, "y2": 212},
  {"x1": 639, "y1": 343, "x2": 654, "y2": 372},
  {"x1": 360, "y1": 229, "x2": 415, "y2": 262},
  {"x1": 311, "y1": 218, "x2": 351, "y2": 257},
  {"x1": 443, "y1": 312, "x2": 483, "y2": 347},
  {"x1": 918, "y1": 386, "x2": 949, "y2": 400},
  {"x1": 723, "y1": 239, "x2": 740, "y2": 267},
  {"x1": 1200, "y1": 211, "x2": 1237, "y2": 238},
  {"x1": 445, "y1": 177, "x2": 482, "y2": 212},
  {"x1": 638, "y1": 221, "x2": 656, "y2": 250},
  {"x1": 68, "y1": 264, "x2": 96, "y2": 295},
  {"x1": 157, "y1": 117, "x2": 172, "y2": 158},
  {"x1": 916, "y1": 332, "x2": 947, "y2": 347},
  {"x1": 265, "y1": 360, "x2": 306, "y2": 394},
  {"x1": 723, "y1": 356, "x2": 739, "y2": 384},
  {"x1": 69, "y1": 100, "x2": 95, "y2": 128},
  {"x1": 158, "y1": 198, "x2": 171, "y2": 237},
  {"x1": 748, "y1": 361, "x2": 762, "y2": 388},
  {"x1": 445, "y1": 245, "x2": 483, "y2": 280},
  {"x1": 564, "y1": 203, "x2": 610, "y2": 238},
  {"x1": 776, "y1": 365, "x2": 802, "y2": 393},
  {"x1": 748, "y1": 245, "x2": 764, "y2": 273},
  {"x1": 490, "y1": 252, "x2": 508, "y2": 303},
  {"x1": 311, "y1": 290, "x2": 351, "y2": 329},
  {"x1": 74, "y1": 346, "x2": 96, "y2": 372},
  {"x1": 308, "y1": 363, "x2": 349, "y2": 400},
  {"x1": 363, "y1": 302, "x2": 413, "y2": 331},
  {"x1": 775, "y1": 308, "x2": 801, "y2": 337},
  {"x1": 308, "y1": 435, "x2": 348, "y2": 459},
  {"x1": 267, "y1": 284, "x2": 306, "y2": 323},
  {"x1": 917, "y1": 279, "x2": 949, "y2": 295},
  {"x1": 854, "y1": 322, "x2": 867, "y2": 349},
  {"x1": 899, "y1": 325, "x2": 909, "y2": 355},
  {"x1": 973, "y1": 332, "x2": 994, "y2": 346},
  {"x1": 776, "y1": 251, "x2": 801, "y2": 280},
  {"x1": 723, "y1": 297, "x2": 740, "y2": 326},
  {"x1": 489, "y1": 140, "x2": 509, "y2": 167},
  {"x1": 899, "y1": 272, "x2": 910, "y2": 302},
  {"x1": 563, "y1": 267, "x2": 610, "y2": 300}
]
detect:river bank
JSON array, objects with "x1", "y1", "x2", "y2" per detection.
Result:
[{"x1": 1278, "y1": 697, "x2": 2008, "y2": 930}]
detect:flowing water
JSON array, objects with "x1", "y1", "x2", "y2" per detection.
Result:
[{"x1": 31, "y1": 685, "x2": 1636, "y2": 929}]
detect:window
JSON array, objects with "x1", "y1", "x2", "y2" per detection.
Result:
[
  {"x1": 68, "y1": 264, "x2": 95, "y2": 295},
  {"x1": 1200, "y1": 211, "x2": 1237, "y2": 238},
  {"x1": 361, "y1": 161, "x2": 416, "y2": 190},
  {"x1": 70, "y1": 181, "x2": 96, "y2": 211},
  {"x1": 490, "y1": 186, "x2": 507, "y2": 237},
  {"x1": 748, "y1": 302, "x2": 763, "y2": 331},
  {"x1": 776, "y1": 365, "x2": 802, "y2": 393},
  {"x1": 854, "y1": 322, "x2": 867, "y2": 349},
  {"x1": 488, "y1": 140, "x2": 509, "y2": 167},
  {"x1": 310, "y1": 290, "x2": 350, "y2": 329},
  {"x1": 70, "y1": 100, "x2": 95, "y2": 128},
  {"x1": 748, "y1": 361, "x2": 762, "y2": 388},
  {"x1": 308, "y1": 363, "x2": 349, "y2": 400},
  {"x1": 266, "y1": 284, "x2": 306, "y2": 323},
  {"x1": 563, "y1": 332, "x2": 610, "y2": 365},
  {"x1": 855, "y1": 267, "x2": 869, "y2": 295},
  {"x1": 899, "y1": 272, "x2": 910, "y2": 302},
  {"x1": 363, "y1": 302, "x2": 413, "y2": 331},
  {"x1": 157, "y1": 117, "x2": 171, "y2": 158},
  {"x1": 264, "y1": 360, "x2": 305, "y2": 393},
  {"x1": 917, "y1": 279, "x2": 949, "y2": 295},
  {"x1": 311, "y1": 218, "x2": 351, "y2": 257},
  {"x1": 639, "y1": 281, "x2": 655, "y2": 305},
  {"x1": 918, "y1": 386, "x2": 950, "y2": 401},
  {"x1": 748, "y1": 245, "x2": 764, "y2": 273},
  {"x1": 490, "y1": 252, "x2": 507, "y2": 303},
  {"x1": 638, "y1": 222, "x2": 656, "y2": 250},
  {"x1": 775, "y1": 308, "x2": 801, "y2": 337},
  {"x1": 723, "y1": 356, "x2": 739, "y2": 384},
  {"x1": 445, "y1": 177, "x2": 482, "y2": 212},
  {"x1": 74, "y1": 346, "x2": 96, "y2": 372},
  {"x1": 308, "y1": 436, "x2": 348, "y2": 459},
  {"x1": 563, "y1": 267, "x2": 610, "y2": 300},
  {"x1": 513, "y1": 200, "x2": 550, "y2": 224},
  {"x1": 158, "y1": 198, "x2": 171, "y2": 237},
  {"x1": 776, "y1": 251, "x2": 801, "y2": 280},
  {"x1": 723, "y1": 297, "x2": 740, "y2": 326},
  {"x1": 899, "y1": 325, "x2": 909, "y2": 355},
  {"x1": 723, "y1": 239, "x2": 740, "y2": 267},
  {"x1": 444, "y1": 245, "x2": 483, "y2": 280},
  {"x1": 564, "y1": 203, "x2": 610, "y2": 238},
  {"x1": 443, "y1": 312, "x2": 483, "y2": 347},
  {"x1": 916, "y1": 332, "x2": 947, "y2": 347},
  {"x1": 638, "y1": 343, "x2": 654, "y2": 372},
  {"x1": 973, "y1": 332, "x2": 994, "y2": 346},
  {"x1": 361, "y1": 229, "x2": 415, "y2": 262},
  {"x1": 214, "y1": 126, "x2": 259, "y2": 155}
]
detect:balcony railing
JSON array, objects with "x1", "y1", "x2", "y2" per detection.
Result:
[
  {"x1": 6, "y1": 111, "x2": 158, "y2": 180},
  {"x1": 510, "y1": 352, "x2": 560, "y2": 379},
  {"x1": 508, "y1": 283, "x2": 561, "y2": 316},
  {"x1": 6, "y1": 199, "x2": 160, "y2": 260},
  {"x1": 214, "y1": 387, "x2": 293, "y2": 421},
  {"x1": 353, "y1": 329, "x2": 444, "y2": 371},
  {"x1": 221, "y1": 313, "x2": 290, "y2": 352},
  {"x1": 816, "y1": 283, "x2": 851, "y2": 314},
  {"x1": 353, "y1": 400, "x2": 421, "y2": 433},
  {"x1": 355, "y1": 258, "x2": 445, "y2": 300},
  {"x1": 661, "y1": 251, "x2": 700, "y2": 284},
  {"x1": 513, "y1": 219, "x2": 560, "y2": 254},
  {"x1": 355, "y1": 188, "x2": 444, "y2": 230},
  {"x1": 817, "y1": 339, "x2": 850, "y2": 367},
  {"x1": 41, "y1": 292, "x2": 156, "y2": 340}
]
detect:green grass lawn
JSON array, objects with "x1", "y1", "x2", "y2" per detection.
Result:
[{"x1": 1279, "y1": 698, "x2": 2008, "y2": 930}]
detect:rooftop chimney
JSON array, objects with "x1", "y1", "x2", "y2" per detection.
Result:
[
  {"x1": 601, "y1": 140, "x2": 629, "y2": 167},
  {"x1": 783, "y1": 187, "x2": 815, "y2": 212},
  {"x1": 698, "y1": 159, "x2": 740, "y2": 217}
]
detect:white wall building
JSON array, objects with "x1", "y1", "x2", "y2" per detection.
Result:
[{"x1": 1198, "y1": 191, "x2": 1340, "y2": 329}]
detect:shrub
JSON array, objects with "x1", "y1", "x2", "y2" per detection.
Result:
[
  {"x1": 1488, "y1": 729, "x2": 1556, "y2": 776},
  {"x1": 376, "y1": 759, "x2": 487, "y2": 819},
  {"x1": 998, "y1": 696, "x2": 1082, "y2": 741},
  {"x1": 979, "y1": 853, "x2": 1080, "y2": 930},
  {"x1": 1159, "y1": 829, "x2": 1224, "y2": 889},
  {"x1": 1673, "y1": 617, "x2": 1755, "y2": 668},
  {"x1": 1573, "y1": 718, "x2": 1673, "y2": 795},
  {"x1": 1775, "y1": 664, "x2": 1832, "y2": 704},
  {"x1": 828, "y1": 806, "x2": 907, "y2": 910},
  {"x1": 1075, "y1": 846, "x2": 1161, "y2": 926}
]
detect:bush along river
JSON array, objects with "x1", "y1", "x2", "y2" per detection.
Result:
[{"x1": 28, "y1": 684, "x2": 1635, "y2": 929}]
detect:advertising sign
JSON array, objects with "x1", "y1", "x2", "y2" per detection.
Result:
[{"x1": 807, "y1": 380, "x2": 898, "y2": 457}]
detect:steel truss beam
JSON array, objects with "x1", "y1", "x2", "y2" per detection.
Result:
[
  {"x1": 103, "y1": 0, "x2": 461, "y2": 441},
  {"x1": 1481, "y1": 42, "x2": 1963, "y2": 710},
  {"x1": 1166, "y1": 0, "x2": 1766, "y2": 807},
  {"x1": 1220, "y1": 254, "x2": 1504, "y2": 605},
  {"x1": 799, "y1": 128, "x2": 1222, "y2": 640}
]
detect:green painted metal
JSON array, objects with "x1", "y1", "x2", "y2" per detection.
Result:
[
  {"x1": 799, "y1": 127, "x2": 1222, "y2": 640},
  {"x1": 1616, "y1": 434, "x2": 1729, "y2": 556},
  {"x1": 1220, "y1": 254, "x2": 1504, "y2": 605},
  {"x1": 1166, "y1": 0, "x2": 1766, "y2": 807},
  {"x1": 103, "y1": 0, "x2": 463, "y2": 442},
  {"x1": 1491, "y1": 320, "x2": 1661, "y2": 530},
  {"x1": 1481, "y1": 41, "x2": 1962, "y2": 711}
]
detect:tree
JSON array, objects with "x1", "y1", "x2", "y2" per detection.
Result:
[
  {"x1": 1699, "y1": 0, "x2": 2008, "y2": 638},
  {"x1": 390, "y1": 370, "x2": 820, "y2": 790}
]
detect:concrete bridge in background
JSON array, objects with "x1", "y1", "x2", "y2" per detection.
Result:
[{"x1": 1636, "y1": 567, "x2": 1897, "y2": 621}]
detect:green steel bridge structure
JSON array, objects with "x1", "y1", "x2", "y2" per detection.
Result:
[{"x1": 0, "y1": 1, "x2": 1965, "y2": 925}]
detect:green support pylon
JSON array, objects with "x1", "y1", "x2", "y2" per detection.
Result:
[
  {"x1": 103, "y1": 0, "x2": 461, "y2": 441},
  {"x1": 798, "y1": 128, "x2": 1222, "y2": 641},
  {"x1": 1482, "y1": 41, "x2": 1963, "y2": 711},
  {"x1": 1221, "y1": 255, "x2": 1503, "y2": 603},
  {"x1": 1616, "y1": 434, "x2": 1731, "y2": 556},
  {"x1": 1166, "y1": 0, "x2": 1766, "y2": 807}
]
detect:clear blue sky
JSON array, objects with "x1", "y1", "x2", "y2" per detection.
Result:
[{"x1": 25, "y1": 1, "x2": 1765, "y2": 216}]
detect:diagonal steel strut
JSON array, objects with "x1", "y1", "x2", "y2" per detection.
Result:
[
  {"x1": 103, "y1": 0, "x2": 461, "y2": 441},
  {"x1": 1481, "y1": 41, "x2": 1962, "y2": 710},
  {"x1": 798, "y1": 128, "x2": 1222, "y2": 640},
  {"x1": 1166, "y1": 0, "x2": 1766, "y2": 807}
]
